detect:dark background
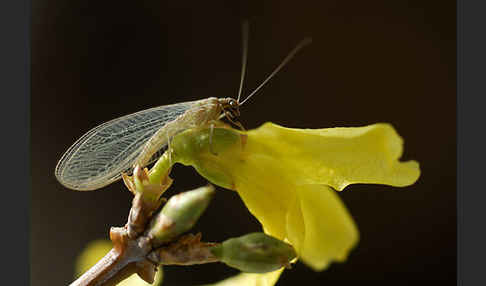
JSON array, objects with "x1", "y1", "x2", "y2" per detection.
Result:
[{"x1": 31, "y1": 1, "x2": 455, "y2": 285}]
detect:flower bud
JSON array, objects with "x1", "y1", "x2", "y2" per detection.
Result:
[
  {"x1": 211, "y1": 233, "x2": 296, "y2": 273},
  {"x1": 147, "y1": 185, "x2": 214, "y2": 247}
]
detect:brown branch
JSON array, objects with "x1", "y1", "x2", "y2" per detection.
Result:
[
  {"x1": 70, "y1": 248, "x2": 123, "y2": 286},
  {"x1": 148, "y1": 233, "x2": 220, "y2": 266},
  {"x1": 70, "y1": 227, "x2": 155, "y2": 286},
  {"x1": 126, "y1": 192, "x2": 164, "y2": 239},
  {"x1": 70, "y1": 231, "x2": 221, "y2": 285}
]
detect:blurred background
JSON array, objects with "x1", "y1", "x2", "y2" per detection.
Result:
[{"x1": 31, "y1": 0, "x2": 455, "y2": 285}]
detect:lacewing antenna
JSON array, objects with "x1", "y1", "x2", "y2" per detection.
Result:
[
  {"x1": 240, "y1": 37, "x2": 313, "y2": 106},
  {"x1": 237, "y1": 21, "x2": 249, "y2": 103}
]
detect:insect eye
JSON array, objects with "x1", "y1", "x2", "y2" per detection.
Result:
[{"x1": 230, "y1": 100, "x2": 237, "y2": 107}]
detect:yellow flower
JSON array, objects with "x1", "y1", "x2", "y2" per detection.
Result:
[
  {"x1": 202, "y1": 268, "x2": 284, "y2": 286},
  {"x1": 170, "y1": 122, "x2": 420, "y2": 285}
]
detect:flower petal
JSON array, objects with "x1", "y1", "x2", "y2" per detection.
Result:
[
  {"x1": 216, "y1": 161, "x2": 358, "y2": 270},
  {"x1": 202, "y1": 268, "x2": 284, "y2": 286},
  {"x1": 247, "y1": 122, "x2": 420, "y2": 190},
  {"x1": 287, "y1": 184, "x2": 359, "y2": 270}
]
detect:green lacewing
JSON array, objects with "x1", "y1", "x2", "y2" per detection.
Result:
[{"x1": 55, "y1": 24, "x2": 311, "y2": 191}]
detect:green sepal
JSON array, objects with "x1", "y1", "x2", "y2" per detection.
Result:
[{"x1": 170, "y1": 127, "x2": 244, "y2": 190}]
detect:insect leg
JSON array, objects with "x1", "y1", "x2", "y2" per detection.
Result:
[
  {"x1": 209, "y1": 123, "x2": 218, "y2": 156},
  {"x1": 166, "y1": 131, "x2": 172, "y2": 165},
  {"x1": 223, "y1": 110, "x2": 246, "y2": 131},
  {"x1": 233, "y1": 120, "x2": 246, "y2": 131}
]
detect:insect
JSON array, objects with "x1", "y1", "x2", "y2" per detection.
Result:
[{"x1": 55, "y1": 23, "x2": 312, "y2": 191}]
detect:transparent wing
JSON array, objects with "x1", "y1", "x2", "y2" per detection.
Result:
[{"x1": 55, "y1": 100, "x2": 201, "y2": 191}]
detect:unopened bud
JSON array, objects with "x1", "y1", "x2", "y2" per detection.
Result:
[
  {"x1": 211, "y1": 233, "x2": 296, "y2": 273},
  {"x1": 147, "y1": 185, "x2": 214, "y2": 247}
]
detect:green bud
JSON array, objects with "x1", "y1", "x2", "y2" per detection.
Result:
[
  {"x1": 147, "y1": 185, "x2": 215, "y2": 247},
  {"x1": 211, "y1": 233, "x2": 297, "y2": 273}
]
